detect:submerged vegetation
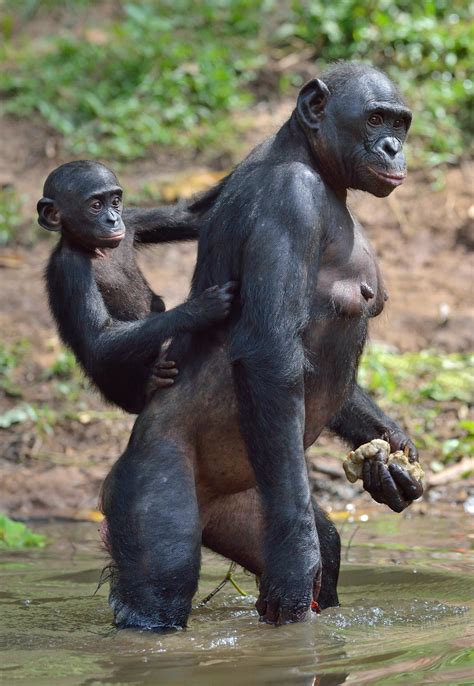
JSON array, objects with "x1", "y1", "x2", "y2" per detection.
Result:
[
  {"x1": 0, "y1": 514, "x2": 46, "y2": 549},
  {"x1": 0, "y1": 0, "x2": 472, "y2": 163}
]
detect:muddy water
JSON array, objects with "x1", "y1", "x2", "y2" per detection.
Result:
[{"x1": 1, "y1": 511, "x2": 473, "y2": 686}]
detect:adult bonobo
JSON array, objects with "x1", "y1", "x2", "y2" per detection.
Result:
[
  {"x1": 102, "y1": 63, "x2": 423, "y2": 630},
  {"x1": 39, "y1": 161, "x2": 236, "y2": 413}
]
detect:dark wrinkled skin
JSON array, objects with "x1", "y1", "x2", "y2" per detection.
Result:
[
  {"x1": 102, "y1": 63, "x2": 422, "y2": 631},
  {"x1": 39, "y1": 160, "x2": 235, "y2": 414}
]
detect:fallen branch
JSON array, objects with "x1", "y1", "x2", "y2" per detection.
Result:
[{"x1": 427, "y1": 457, "x2": 474, "y2": 487}]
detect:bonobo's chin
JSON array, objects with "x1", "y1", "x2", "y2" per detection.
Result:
[{"x1": 357, "y1": 167, "x2": 407, "y2": 197}]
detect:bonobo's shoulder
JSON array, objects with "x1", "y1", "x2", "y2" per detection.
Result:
[
  {"x1": 276, "y1": 161, "x2": 323, "y2": 193},
  {"x1": 47, "y1": 240, "x2": 89, "y2": 276}
]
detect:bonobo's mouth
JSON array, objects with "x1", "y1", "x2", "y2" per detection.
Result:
[
  {"x1": 367, "y1": 167, "x2": 406, "y2": 187},
  {"x1": 97, "y1": 232, "x2": 126, "y2": 245}
]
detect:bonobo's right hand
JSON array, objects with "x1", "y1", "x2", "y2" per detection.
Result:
[{"x1": 193, "y1": 281, "x2": 238, "y2": 326}]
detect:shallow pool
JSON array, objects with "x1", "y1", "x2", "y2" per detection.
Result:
[{"x1": 1, "y1": 509, "x2": 472, "y2": 685}]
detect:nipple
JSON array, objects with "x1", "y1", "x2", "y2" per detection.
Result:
[{"x1": 360, "y1": 282, "x2": 375, "y2": 301}]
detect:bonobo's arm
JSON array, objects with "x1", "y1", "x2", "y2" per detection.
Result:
[
  {"x1": 229, "y1": 179, "x2": 321, "y2": 625},
  {"x1": 47, "y1": 247, "x2": 234, "y2": 413},
  {"x1": 328, "y1": 383, "x2": 423, "y2": 511},
  {"x1": 123, "y1": 206, "x2": 199, "y2": 244}
]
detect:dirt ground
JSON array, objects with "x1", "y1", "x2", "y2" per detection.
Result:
[{"x1": 0, "y1": 107, "x2": 473, "y2": 520}]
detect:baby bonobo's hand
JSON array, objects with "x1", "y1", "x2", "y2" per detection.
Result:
[
  {"x1": 196, "y1": 281, "x2": 238, "y2": 325},
  {"x1": 146, "y1": 355, "x2": 179, "y2": 397}
]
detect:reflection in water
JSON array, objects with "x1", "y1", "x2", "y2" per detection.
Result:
[{"x1": 0, "y1": 511, "x2": 472, "y2": 685}]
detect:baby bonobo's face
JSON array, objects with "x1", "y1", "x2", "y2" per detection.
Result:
[
  {"x1": 38, "y1": 162, "x2": 126, "y2": 251},
  {"x1": 61, "y1": 167, "x2": 125, "y2": 249}
]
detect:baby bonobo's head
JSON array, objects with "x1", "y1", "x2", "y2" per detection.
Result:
[{"x1": 37, "y1": 160, "x2": 125, "y2": 250}]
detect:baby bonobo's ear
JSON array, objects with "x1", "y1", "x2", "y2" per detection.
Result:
[{"x1": 37, "y1": 197, "x2": 62, "y2": 232}]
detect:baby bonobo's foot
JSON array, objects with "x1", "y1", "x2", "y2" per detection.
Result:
[
  {"x1": 195, "y1": 281, "x2": 238, "y2": 325},
  {"x1": 146, "y1": 357, "x2": 179, "y2": 396}
]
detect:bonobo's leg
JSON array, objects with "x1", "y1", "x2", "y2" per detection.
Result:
[
  {"x1": 328, "y1": 383, "x2": 423, "y2": 511},
  {"x1": 101, "y1": 436, "x2": 200, "y2": 631},
  {"x1": 202, "y1": 490, "x2": 340, "y2": 610},
  {"x1": 229, "y1": 229, "x2": 321, "y2": 625}
]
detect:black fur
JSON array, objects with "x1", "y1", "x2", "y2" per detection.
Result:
[{"x1": 41, "y1": 161, "x2": 235, "y2": 413}]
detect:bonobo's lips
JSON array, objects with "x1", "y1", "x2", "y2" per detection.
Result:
[
  {"x1": 98, "y1": 231, "x2": 126, "y2": 244},
  {"x1": 368, "y1": 167, "x2": 406, "y2": 187}
]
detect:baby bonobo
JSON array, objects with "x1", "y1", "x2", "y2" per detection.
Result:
[{"x1": 38, "y1": 160, "x2": 236, "y2": 413}]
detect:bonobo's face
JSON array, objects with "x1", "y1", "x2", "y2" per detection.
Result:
[
  {"x1": 297, "y1": 68, "x2": 412, "y2": 197},
  {"x1": 37, "y1": 162, "x2": 126, "y2": 249}
]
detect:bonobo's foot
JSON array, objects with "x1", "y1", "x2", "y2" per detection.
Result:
[
  {"x1": 256, "y1": 537, "x2": 322, "y2": 625},
  {"x1": 192, "y1": 281, "x2": 238, "y2": 325},
  {"x1": 256, "y1": 568, "x2": 322, "y2": 625},
  {"x1": 109, "y1": 591, "x2": 181, "y2": 633},
  {"x1": 363, "y1": 430, "x2": 423, "y2": 512},
  {"x1": 109, "y1": 564, "x2": 191, "y2": 632}
]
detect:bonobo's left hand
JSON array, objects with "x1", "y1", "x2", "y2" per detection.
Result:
[
  {"x1": 146, "y1": 356, "x2": 179, "y2": 396},
  {"x1": 362, "y1": 429, "x2": 423, "y2": 513}
]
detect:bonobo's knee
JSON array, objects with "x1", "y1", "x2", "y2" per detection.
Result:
[{"x1": 312, "y1": 498, "x2": 340, "y2": 609}]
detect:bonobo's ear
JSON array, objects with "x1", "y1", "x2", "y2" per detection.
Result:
[
  {"x1": 37, "y1": 197, "x2": 62, "y2": 232},
  {"x1": 296, "y1": 78, "x2": 330, "y2": 130}
]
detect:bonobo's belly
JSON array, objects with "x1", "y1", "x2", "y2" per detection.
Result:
[{"x1": 141, "y1": 313, "x2": 367, "y2": 501}]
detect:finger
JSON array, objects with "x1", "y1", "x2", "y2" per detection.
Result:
[
  {"x1": 363, "y1": 459, "x2": 382, "y2": 502},
  {"x1": 406, "y1": 443, "x2": 419, "y2": 462},
  {"x1": 222, "y1": 280, "x2": 238, "y2": 292},
  {"x1": 156, "y1": 360, "x2": 176, "y2": 369},
  {"x1": 263, "y1": 600, "x2": 280, "y2": 625},
  {"x1": 379, "y1": 463, "x2": 408, "y2": 512},
  {"x1": 154, "y1": 368, "x2": 179, "y2": 379},
  {"x1": 389, "y1": 464, "x2": 423, "y2": 500},
  {"x1": 153, "y1": 378, "x2": 175, "y2": 388}
]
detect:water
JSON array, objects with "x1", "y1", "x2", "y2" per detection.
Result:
[{"x1": 1, "y1": 511, "x2": 473, "y2": 685}]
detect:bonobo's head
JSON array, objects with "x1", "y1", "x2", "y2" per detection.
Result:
[
  {"x1": 296, "y1": 62, "x2": 412, "y2": 197},
  {"x1": 37, "y1": 161, "x2": 125, "y2": 249}
]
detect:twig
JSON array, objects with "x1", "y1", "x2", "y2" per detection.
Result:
[
  {"x1": 427, "y1": 457, "x2": 474, "y2": 487},
  {"x1": 345, "y1": 525, "x2": 360, "y2": 561}
]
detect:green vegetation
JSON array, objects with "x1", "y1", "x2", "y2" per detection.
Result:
[
  {"x1": 0, "y1": 514, "x2": 46, "y2": 549},
  {"x1": 359, "y1": 346, "x2": 473, "y2": 469},
  {"x1": 0, "y1": 187, "x2": 25, "y2": 245},
  {"x1": 0, "y1": 0, "x2": 471, "y2": 164}
]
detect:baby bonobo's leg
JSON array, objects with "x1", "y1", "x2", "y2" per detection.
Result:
[
  {"x1": 202, "y1": 489, "x2": 340, "y2": 610},
  {"x1": 101, "y1": 436, "x2": 200, "y2": 631}
]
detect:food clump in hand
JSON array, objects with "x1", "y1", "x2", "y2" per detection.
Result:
[{"x1": 343, "y1": 439, "x2": 424, "y2": 484}]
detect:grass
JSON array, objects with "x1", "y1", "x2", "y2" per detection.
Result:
[
  {"x1": 0, "y1": 0, "x2": 471, "y2": 164},
  {"x1": 359, "y1": 346, "x2": 473, "y2": 468}
]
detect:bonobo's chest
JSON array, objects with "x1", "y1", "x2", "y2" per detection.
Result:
[
  {"x1": 313, "y1": 208, "x2": 386, "y2": 320},
  {"x1": 92, "y1": 239, "x2": 161, "y2": 322}
]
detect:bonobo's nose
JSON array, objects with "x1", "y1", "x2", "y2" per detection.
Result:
[
  {"x1": 106, "y1": 209, "x2": 120, "y2": 227},
  {"x1": 376, "y1": 136, "x2": 402, "y2": 159}
]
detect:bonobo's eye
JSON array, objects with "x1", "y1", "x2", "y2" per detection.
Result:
[
  {"x1": 90, "y1": 199, "x2": 102, "y2": 212},
  {"x1": 368, "y1": 113, "x2": 384, "y2": 127},
  {"x1": 111, "y1": 195, "x2": 122, "y2": 208},
  {"x1": 393, "y1": 118, "x2": 404, "y2": 129}
]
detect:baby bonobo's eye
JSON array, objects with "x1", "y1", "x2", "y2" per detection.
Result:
[
  {"x1": 90, "y1": 199, "x2": 102, "y2": 212},
  {"x1": 368, "y1": 113, "x2": 384, "y2": 127},
  {"x1": 393, "y1": 118, "x2": 404, "y2": 129},
  {"x1": 111, "y1": 195, "x2": 122, "y2": 208}
]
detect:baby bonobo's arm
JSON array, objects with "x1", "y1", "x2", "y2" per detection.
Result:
[
  {"x1": 124, "y1": 206, "x2": 199, "y2": 244},
  {"x1": 47, "y1": 247, "x2": 237, "y2": 413}
]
